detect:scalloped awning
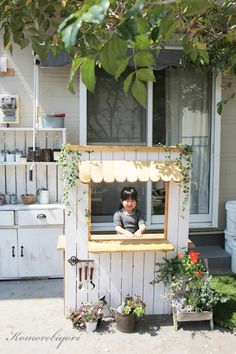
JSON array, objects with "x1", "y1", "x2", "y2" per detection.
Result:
[{"x1": 78, "y1": 160, "x2": 182, "y2": 183}]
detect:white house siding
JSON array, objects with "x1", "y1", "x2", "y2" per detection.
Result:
[{"x1": 219, "y1": 76, "x2": 236, "y2": 229}]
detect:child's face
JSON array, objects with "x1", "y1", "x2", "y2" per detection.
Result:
[{"x1": 122, "y1": 197, "x2": 137, "y2": 214}]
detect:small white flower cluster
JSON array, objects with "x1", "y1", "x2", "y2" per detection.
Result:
[{"x1": 171, "y1": 297, "x2": 193, "y2": 313}]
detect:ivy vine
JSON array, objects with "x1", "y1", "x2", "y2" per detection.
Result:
[{"x1": 58, "y1": 144, "x2": 81, "y2": 215}]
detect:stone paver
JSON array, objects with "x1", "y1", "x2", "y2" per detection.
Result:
[{"x1": 0, "y1": 279, "x2": 235, "y2": 354}]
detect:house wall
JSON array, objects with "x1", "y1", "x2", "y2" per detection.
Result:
[
  {"x1": 1, "y1": 42, "x2": 236, "y2": 229},
  {"x1": 0, "y1": 43, "x2": 79, "y2": 144},
  {"x1": 219, "y1": 76, "x2": 236, "y2": 229}
]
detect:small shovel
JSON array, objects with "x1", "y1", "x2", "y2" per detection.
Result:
[{"x1": 78, "y1": 264, "x2": 83, "y2": 290}]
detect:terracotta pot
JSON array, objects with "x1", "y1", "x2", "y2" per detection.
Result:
[{"x1": 21, "y1": 194, "x2": 34, "y2": 204}]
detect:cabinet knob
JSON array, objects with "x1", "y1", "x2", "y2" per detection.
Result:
[{"x1": 37, "y1": 213, "x2": 46, "y2": 219}]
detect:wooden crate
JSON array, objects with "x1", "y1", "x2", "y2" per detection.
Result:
[{"x1": 173, "y1": 309, "x2": 214, "y2": 331}]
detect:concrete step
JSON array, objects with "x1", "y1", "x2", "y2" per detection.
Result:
[{"x1": 193, "y1": 245, "x2": 231, "y2": 275}]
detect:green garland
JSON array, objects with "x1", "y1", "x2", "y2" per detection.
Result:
[{"x1": 58, "y1": 144, "x2": 81, "y2": 215}]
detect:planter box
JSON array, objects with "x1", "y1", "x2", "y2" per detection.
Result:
[{"x1": 173, "y1": 309, "x2": 214, "y2": 331}]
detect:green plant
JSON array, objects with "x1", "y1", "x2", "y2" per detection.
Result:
[
  {"x1": 122, "y1": 294, "x2": 146, "y2": 318},
  {"x1": 58, "y1": 144, "x2": 81, "y2": 215},
  {"x1": 70, "y1": 302, "x2": 104, "y2": 328},
  {"x1": 151, "y1": 252, "x2": 226, "y2": 312}
]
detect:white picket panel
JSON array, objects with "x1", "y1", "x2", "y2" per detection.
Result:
[
  {"x1": 0, "y1": 165, "x2": 5, "y2": 192},
  {"x1": 121, "y1": 252, "x2": 133, "y2": 299},
  {"x1": 98, "y1": 253, "x2": 111, "y2": 304},
  {"x1": 153, "y1": 252, "x2": 166, "y2": 314},
  {"x1": 87, "y1": 253, "x2": 100, "y2": 304},
  {"x1": 65, "y1": 185, "x2": 77, "y2": 314},
  {"x1": 36, "y1": 164, "x2": 47, "y2": 190},
  {"x1": 143, "y1": 251, "x2": 155, "y2": 314},
  {"x1": 110, "y1": 252, "x2": 122, "y2": 307},
  {"x1": 132, "y1": 252, "x2": 144, "y2": 297}
]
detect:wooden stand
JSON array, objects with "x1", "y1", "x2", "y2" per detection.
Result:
[{"x1": 173, "y1": 309, "x2": 214, "y2": 331}]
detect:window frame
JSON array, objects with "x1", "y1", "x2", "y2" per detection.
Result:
[{"x1": 79, "y1": 69, "x2": 221, "y2": 230}]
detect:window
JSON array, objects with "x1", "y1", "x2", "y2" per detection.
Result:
[{"x1": 79, "y1": 53, "x2": 220, "y2": 230}]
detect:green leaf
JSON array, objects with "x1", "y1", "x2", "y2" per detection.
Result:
[
  {"x1": 136, "y1": 68, "x2": 155, "y2": 82},
  {"x1": 81, "y1": 57, "x2": 96, "y2": 92},
  {"x1": 182, "y1": 0, "x2": 214, "y2": 16},
  {"x1": 124, "y1": 72, "x2": 134, "y2": 94},
  {"x1": 58, "y1": 12, "x2": 82, "y2": 51},
  {"x1": 100, "y1": 43, "x2": 115, "y2": 75},
  {"x1": 131, "y1": 78, "x2": 146, "y2": 108},
  {"x1": 42, "y1": 19, "x2": 50, "y2": 32},
  {"x1": 115, "y1": 58, "x2": 129, "y2": 79},
  {"x1": 159, "y1": 12, "x2": 175, "y2": 37},
  {"x1": 134, "y1": 51, "x2": 154, "y2": 67},
  {"x1": 118, "y1": 19, "x2": 137, "y2": 41},
  {"x1": 82, "y1": 0, "x2": 110, "y2": 24},
  {"x1": 134, "y1": 34, "x2": 150, "y2": 50},
  {"x1": 199, "y1": 50, "x2": 209, "y2": 64},
  {"x1": 188, "y1": 49, "x2": 198, "y2": 62},
  {"x1": 217, "y1": 101, "x2": 223, "y2": 115},
  {"x1": 67, "y1": 57, "x2": 85, "y2": 94},
  {"x1": 136, "y1": 18, "x2": 150, "y2": 34},
  {"x1": 3, "y1": 29, "x2": 11, "y2": 49}
]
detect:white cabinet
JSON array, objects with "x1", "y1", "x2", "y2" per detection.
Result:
[
  {"x1": 0, "y1": 229, "x2": 18, "y2": 278},
  {"x1": 18, "y1": 228, "x2": 63, "y2": 277},
  {"x1": 0, "y1": 206, "x2": 64, "y2": 279}
]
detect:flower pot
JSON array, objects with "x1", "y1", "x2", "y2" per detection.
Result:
[
  {"x1": 114, "y1": 311, "x2": 137, "y2": 333},
  {"x1": 5, "y1": 194, "x2": 11, "y2": 204},
  {"x1": 85, "y1": 321, "x2": 97, "y2": 332},
  {"x1": 10, "y1": 194, "x2": 17, "y2": 204},
  {"x1": 21, "y1": 194, "x2": 34, "y2": 204},
  {"x1": 37, "y1": 190, "x2": 49, "y2": 204},
  {"x1": 6, "y1": 154, "x2": 15, "y2": 162},
  {"x1": 15, "y1": 153, "x2": 22, "y2": 162},
  {"x1": 0, "y1": 195, "x2": 5, "y2": 205},
  {"x1": 0, "y1": 154, "x2": 5, "y2": 162}
]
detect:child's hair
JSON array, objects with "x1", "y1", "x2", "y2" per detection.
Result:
[{"x1": 119, "y1": 187, "x2": 138, "y2": 208}]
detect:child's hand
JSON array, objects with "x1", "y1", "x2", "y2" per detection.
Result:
[
  {"x1": 125, "y1": 230, "x2": 134, "y2": 238},
  {"x1": 133, "y1": 230, "x2": 143, "y2": 238}
]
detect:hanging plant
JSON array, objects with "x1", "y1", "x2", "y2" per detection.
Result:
[
  {"x1": 176, "y1": 144, "x2": 193, "y2": 216},
  {"x1": 58, "y1": 144, "x2": 81, "y2": 215}
]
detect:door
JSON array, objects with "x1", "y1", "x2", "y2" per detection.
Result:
[
  {"x1": 0, "y1": 229, "x2": 18, "y2": 278},
  {"x1": 18, "y1": 228, "x2": 64, "y2": 277}
]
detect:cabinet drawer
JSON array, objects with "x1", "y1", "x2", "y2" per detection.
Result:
[
  {"x1": 0, "y1": 211, "x2": 14, "y2": 226},
  {"x1": 18, "y1": 209, "x2": 64, "y2": 226}
]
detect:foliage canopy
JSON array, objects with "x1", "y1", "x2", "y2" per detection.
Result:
[{"x1": 0, "y1": 0, "x2": 236, "y2": 110}]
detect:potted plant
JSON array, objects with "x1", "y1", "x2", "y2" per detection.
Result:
[
  {"x1": 5, "y1": 150, "x2": 15, "y2": 162},
  {"x1": 37, "y1": 188, "x2": 49, "y2": 204},
  {"x1": 70, "y1": 302, "x2": 104, "y2": 332},
  {"x1": 0, "y1": 150, "x2": 5, "y2": 162},
  {"x1": 113, "y1": 294, "x2": 146, "y2": 333},
  {"x1": 0, "y1": 192, "x2": 5, "y2": 205},
  {"x1": 21, "y1": 194, "x2": 35, "y2": 204},
  {"x1": 14, "y1": 149, "x2": 24, "y2": 162},
  {"x1": 151, "y1": 251, "x2": 227, "y2": 330}
]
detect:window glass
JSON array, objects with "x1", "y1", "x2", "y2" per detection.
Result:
[
  {"x1": 153, "y1": 68, "x2": 211, "y2": 215},
  {"x1": 87, "y1": 69, "x2": 146, "y2": 145}
]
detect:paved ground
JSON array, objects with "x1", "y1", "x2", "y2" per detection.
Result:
[{"x1": 0, "y1": 279, "x2": 235, "y2": 354}]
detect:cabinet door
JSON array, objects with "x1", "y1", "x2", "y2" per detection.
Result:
[
  {"x1": 0, "y1": 229, "x2": 18, "y2": 278},
  {"x1": 18, "y1": 228, "x2": 63, "y2": 278}
]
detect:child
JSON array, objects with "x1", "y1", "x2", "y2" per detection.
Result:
[{"x1": 113, "y1": 186, "x2": 146, "y2": 238}]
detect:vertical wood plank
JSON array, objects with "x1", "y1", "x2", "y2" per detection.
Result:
[
  {"x1": 0, "y1": 165, "x2": 6, "y2": 192},
  {"x1": 143, "y1": 251, "x2": 155, "y2": 314},
  {"x1": 47, "y1": 164, "x2": 57, "y2": 202},
  {"x1": 99, "y1": 253, "x2": 111, "y2": 305},
  {"x1": 132, "y1": 252, "x2": 144, "y2": 297},
  {"x1": 87, "y1": 253, "x2": 100, "y2": 304},
  {"x1": 65, "y1": 184, "x2": 77, "y2": 314},
  {"x1": 6, "y1": 166, "x2": 16, "y2": 193},
  {"x1": 36, "y1": 164, "x2": 47, "y2": 190},
  {"x1": 110, "y1": 252, "x2": 122, "y2": 307},
  {"x1": 153, "y1": 252, "x2": 165, "y2": 314},
  {"x1": 121, "y1": 252, "x2": 133, "y2": 299},
  {"x1": 16, "y1": 165, "x2": 26, "y2": 199}
]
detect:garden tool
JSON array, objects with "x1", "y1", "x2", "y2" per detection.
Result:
[
  {"x1": 84, "y1": 263, "x2": 89, "y2": 281},
  {"x1": 89, "y1": 264, "x2": 95, "y2": 289},
  {"x1": 78, "y1": 264, "x2": 83, "y2": 290}
]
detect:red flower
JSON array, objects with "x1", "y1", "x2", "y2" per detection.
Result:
[
  {"x1": 189, "y1": 251, "x2": 200, "y2": 264},
  {"x1": 195, "y1": 270, "x2": 202, "y2": 277},
  {"x1": 178, "y1": 253, "x2": 183, "y2": 259}
]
